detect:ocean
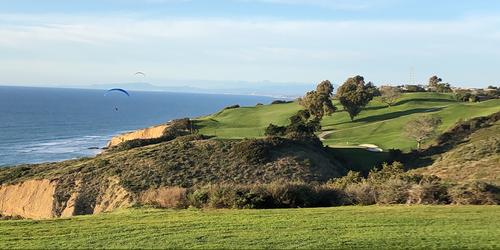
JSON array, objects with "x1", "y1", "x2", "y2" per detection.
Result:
[{"x1": 0, "y1": 86, "x2": 274, "y2": 167}]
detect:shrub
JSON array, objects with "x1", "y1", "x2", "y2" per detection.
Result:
[
  {"x1": 265, "y1": 124, "x2": 286, "y2": 136},
  {"x1": 344, "y1": 182, "x2": 377, "y2": 205},
  {"x1": 206, "y1": 184, "x2": 238, "y2": 208},
  {"x1": 233, "y1": 186, "x2": 274, "y2": 209},
  {"x1": 271, "y1": 100, "x2": 292, "y2": 104},
  {"x1": 267, "y1": 182, "x2": 316, "y2": 208},
  {"x1": 183, "y1": 182, "x2": 341, "y2": 209},
  {"x1": 367, "y1": 162, "x2": 405, "y2": 185},
  {"x1": 376, "y1": 178, "x2": 411, "y2": 204},
  {"x1": 327, "y1": 171, "x2": 362, "y2": 190},
  {"x1": 140, "y1": 187, "x2": 187, "y2": 208},
  {"x1": 187, "y1": 189, "x2": 209, "y2": 208},
  {"x1": 406, "y1": 176, "x2": 449, "y2": 204},
  {"x1": 448, "y1": 181, "x2": 499, "y2": 205},
  {"x1": 224, "y1": 104, "x2": 240, "y2": 110}
]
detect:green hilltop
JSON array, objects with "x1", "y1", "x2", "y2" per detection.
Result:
[{"x1": 196, "y1": 92, "x2": 500, "y2": 151}]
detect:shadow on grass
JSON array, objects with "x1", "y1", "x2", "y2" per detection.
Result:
[
  {"x1": 363, "y1": 105, "x2": 390, "y2": 111},
  {"x1": 327, "y1": 147, "x2": 391, "y2": 175},
  {"x1": 332, "y1": 107, "x2": 444, "y2": 126},
  {"x1": 193, "y1": 119, "x2": 219, "y2": 130},
  {"x1": 393, "y1": 98, "x2": 457, "y2": 106}
]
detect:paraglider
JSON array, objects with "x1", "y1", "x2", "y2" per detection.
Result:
[
  {"x1": 105, "y1": 88, "x2": 130, "y2": 97},
  {"x1": 104, "y1": 88, "x2": 130, "y2": 111},
  {"x1": 134, "y1": 72, "x2": 146, "y2": 77}
]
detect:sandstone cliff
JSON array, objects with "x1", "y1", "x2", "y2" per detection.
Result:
[
  {"x1": 0, "y1": 178, "x2": 135, "y2": 219},
  {"x1": 107, "y1": 124, "x2": 169, "y2": 148},
  {"x1": 0, "y1": 179, "x2": 56, "y2": 219}
]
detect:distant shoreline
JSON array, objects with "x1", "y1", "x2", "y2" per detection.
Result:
[{"x1": 0, "y1": 85, "x2": 299, "y2": 100}]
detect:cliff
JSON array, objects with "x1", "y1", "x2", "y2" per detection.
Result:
[
  {"x1": 107, "y1": 124, "x2": 169, "y2": 148},
  {"x1": 0, "y1": 177, "x2": 135, "y2": 219},
  {"x1": 0, "y1": 179, "x2": 56, "y2": 219}
]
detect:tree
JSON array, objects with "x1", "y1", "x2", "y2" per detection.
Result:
[
  {"x1": 404, "y1": 115, "x2": 442, "y2": 150},
  {"x1": 435, "y1": 83, "x2": 452, "y2": 93},
  {"x1": 379, "y1": 86, "x2": 401, "y2": 107},
  {"x1": 264, "y1": 110, "x2": 321, "y2": 140},
  {"x1": 428, "y1": 75, "x2": 442, "y2": 89},
  {"x1": 336, "y1": 75, "x2": 374, "y2": 121},
  {"x1": 264, "y1": 124, "x2": 286, "y2": 136},
  {"x1": 299, "y1": 80, "x2": 336, "y2": 120},
  {"x1": 366, "y1": 81, "x2": 380, "y2": 97}
]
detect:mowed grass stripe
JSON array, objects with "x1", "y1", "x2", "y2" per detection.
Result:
[{"x1": 1, "y1": 206, "x2": 499, "y2": 249}]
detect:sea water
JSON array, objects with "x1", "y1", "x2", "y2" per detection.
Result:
[{"x1": 0, "y1": 86, "x2": 274, "y2": 166}]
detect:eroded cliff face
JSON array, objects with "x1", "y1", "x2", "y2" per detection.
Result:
[
  {"x1": 94, "y1": 177, "x2": 133, "y2": 214},
  {"x1": 0, "y1": 178, "x2": 135, "y2": 219},
  {"x1": 0, "y1": 179, "x2": 56, "y2": 219},
  {"x1": 107, "y1": 124, "x2": 169, "y2": 148}
]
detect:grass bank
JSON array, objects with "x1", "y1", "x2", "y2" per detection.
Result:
[
  {"x1": 1, "y1": 206, "x2": 498, "y2": 249},
  {"x1": 195, "y1": 93, "x2": 500, "y2": 151}
]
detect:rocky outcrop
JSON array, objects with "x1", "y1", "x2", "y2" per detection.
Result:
[
  {"x1": 107, "y1": 124, "x2": 169, "y2": 148},
  {"x1": 0, "y1": 179, "x2": 57, "y2": 219}
]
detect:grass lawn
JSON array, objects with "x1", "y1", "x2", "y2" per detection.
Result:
[
  {"x1": 1, "y1": 206, "x2": 499, "y2": 249},
  {"x1": 195, "y1": 93, "x2": 500, "y2": 152},
  {"x1": 321, "y1": 93, "x2": 500, "y2": 151}
]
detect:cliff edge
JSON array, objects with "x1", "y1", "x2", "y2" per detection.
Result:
[{"x1": 107, "y1": 124, "x2": 169, "y2": 148}]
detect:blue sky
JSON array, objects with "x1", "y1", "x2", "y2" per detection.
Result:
[{"x1": 1, "y1": 0, "x2": 500, "y2": 88}]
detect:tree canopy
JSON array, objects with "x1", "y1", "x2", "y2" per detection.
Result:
[
  {"x1": 404, "y1": 115, "x2": 442, "y2": 150},
  {"x1": 428, "y1": 75, "x2": 442, "y2": 88},
  {"x1": 336, "y1": 75, "x2": 374, "y2": 121},
  {"x1": 298, "y1": 80, "x2": 336, "y2": 120},
  {"x1": 379, "y1": 86, "x2": 401, "y2": 107}
]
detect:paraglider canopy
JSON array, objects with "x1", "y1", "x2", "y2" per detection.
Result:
[
  {"x1": 105, "y1": 88, "x2": 130, "y2": 96},
  {"x1": 134, "y1": 72, "x2": 146, "y2": 77}
]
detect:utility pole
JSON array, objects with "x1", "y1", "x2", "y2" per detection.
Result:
[{"x1": 409, "y1": 66, "x2": 415, "y2": 85}]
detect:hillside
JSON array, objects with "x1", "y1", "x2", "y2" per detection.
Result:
[
  {"x1": 0, "y1": 136, "x2": 345, "y2": 218},
  {"x1": 196, "y1": 93, "x2": 500, "y2": 151},
  {"x1": 1, "y1": 92, "x2": 499, "y2": 219},
  {"x1": 412, "y1": 116, "x2": 500, "y2": 184}
]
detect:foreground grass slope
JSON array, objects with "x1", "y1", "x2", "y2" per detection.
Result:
[
  {"x1": 196, "y1": 93, "x2": 500, "y2": 151},
  {"x1": 1, "y1": 206, "x2": 498, "y2": 249}
]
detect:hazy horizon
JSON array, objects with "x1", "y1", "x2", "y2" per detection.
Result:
[{"x1": 1, "y1": 0, "x2": 500, "y2": 88}]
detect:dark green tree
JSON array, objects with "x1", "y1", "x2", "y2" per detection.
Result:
[
  {"x1": 264, "y1": 124, "x2": 286, "y2": 136},
  {"x1": 428, "y1": 75, "x2": 442, "y2": 89},
  {"x1": 336, "y1": 75, "x2": 374, "y2": 121},
  {"x1": 299, "y1": 80, "x2": 336, "y2": 120},
  {"x1": 435, "y1": 83, "x2": 452, "y2": 93},
  {"x1": 366, "y1": 81, "x2": 380, "y2": 97}
]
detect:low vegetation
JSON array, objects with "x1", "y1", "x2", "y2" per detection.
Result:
[
  {"x1": 135, "y1": 162, "x2": 498, "y2": 210},
  {"x1": 413, "y1": 114, "x2": 500, "y2": 184}
]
